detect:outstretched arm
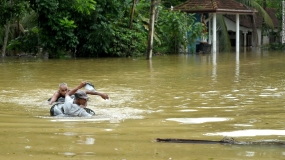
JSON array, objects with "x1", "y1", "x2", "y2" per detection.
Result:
[
  {"x1": 85, "y1": 91, "x2": 109, "y2": 100},
  {"x1": 66, "y1": 81, "x2": 86, "y2": 96},
  {"x1": 49, "y1": 92, "x2": 60, "y2": 105}
]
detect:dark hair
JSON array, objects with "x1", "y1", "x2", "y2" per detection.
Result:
[{"x1": 75, "y1": 90, "x2": 88, "y2": 100}]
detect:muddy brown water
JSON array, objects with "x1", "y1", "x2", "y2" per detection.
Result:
[{"x1": 1, "y1": 50, "x2": 285, "y2": 159}]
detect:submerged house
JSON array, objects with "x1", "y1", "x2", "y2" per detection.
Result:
[
  {"x1": 224, "y1": 8, "x2": 280, "y2": 47},
  {"x1": 173, "y1": 0, "x2": 280, "y2": 53}
]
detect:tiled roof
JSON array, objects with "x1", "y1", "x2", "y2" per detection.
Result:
[
  {"x1": 225, "y1": 8, "x2": 279, "y2": 28},
  {"x1": 174, "y1": 0, "x2": 255, "y2": 14}
]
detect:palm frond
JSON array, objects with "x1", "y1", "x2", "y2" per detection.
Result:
[
  {"x1": 21, "y1": 11, "x2": 38, "y2": 30},
  {"x1": 236, "y1": 0, "x2": 274, "y2": 29},
  {"x1": 217, "y1": 15, "x2": 231, "y2": 51},
  {"x1": 10, "y1": 23, "x2": 25, "y2": 34},
  {"x1": 139, "y1": 14, "x2": 162, "y2": 45}
]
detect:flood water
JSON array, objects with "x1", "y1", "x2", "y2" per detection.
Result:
[{"x1": 1, "y1": 49, "x2": 285, "y2": 159}]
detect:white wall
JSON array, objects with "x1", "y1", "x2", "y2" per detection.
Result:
[
  {"x1": 257, "y1": 29, "x2": 279, "y2": 45},
  {"x1": 224, "y1": 16, "x2": 278, "y2": 46},
  {"x1": 224, "y1": 17, "x2": 252, "y2": 46},
  {"x1": 224, "y1": 17, "x2": 249, "y2": 33},
  {"x1": 224, "y1": 16, "x2": 279, "y2": 46}
]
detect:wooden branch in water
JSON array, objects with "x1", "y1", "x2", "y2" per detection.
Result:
[
  {"x1": 156, "y1": 138, "x2": 285, "y2": 146},
  {"x1": 156, "y1": 138, "x2": 229, "y2": 144}
]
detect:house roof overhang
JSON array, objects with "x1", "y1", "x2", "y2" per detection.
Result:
[
  {"x1": 224, "y1": 8, "x2": 280, "y2": 29},
  {"x1": 173, "y1": 0, "x2": 256, "y2": 15}
]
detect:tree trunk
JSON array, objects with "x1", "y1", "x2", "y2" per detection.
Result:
[
  {"x1": 2, "y1": 22, "x2": 11, "y2": 57},
  {"x1": 146, "y1": 0, "x2": 156, "y2": 60},
  {"x1": 17, "y1": 18, "x2": 20, "y2": 37},
  {"x1": 155, "y1": 0, "x2": 161, "y2": 21},
  {"x1": 250, "y1": 14, "x2": 258, "y2": 47},
  {"x1": 129, "y1": 0, "x2": 136, "y2": 29},
  {"x1": 2, "y1": 0, "x2": 13, "y2": 57},
  {"x1": 261, "y1": 0, "x2": 266, "y2": 46}
]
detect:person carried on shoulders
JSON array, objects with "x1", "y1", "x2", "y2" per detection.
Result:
[
  {"x1": 48, "y1": 82, "x2": 70, "y2": 105},
  {"x1": 49, "y1": 81, "x2": 109, "y2": 117},
  {"x1": 49, "y1": 82, "x2": 108, "y2": 105},
  {"x1": 63, "y1": 81, "x2": 91, "y2": 117}
]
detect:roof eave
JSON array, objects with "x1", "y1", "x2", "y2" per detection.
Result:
[
  {"x1": 217, "y1": 9, "x2": 256, "y2": 15},
  {"x1": 173, "y1": 9, "x2": 256, "y2": 15},
  {"x1": 172, "y1": 9, "x2": 217, "y2": 13}
]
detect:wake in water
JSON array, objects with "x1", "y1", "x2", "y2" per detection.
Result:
[{"x1": 0, "y1": 87, "x2": 153, "y2": 122}]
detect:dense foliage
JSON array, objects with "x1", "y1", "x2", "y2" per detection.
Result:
[
  {"x1": 155, "y1": 6, "x2": 204, "y2": 53},
  {"x1": 2, "y1": 0, "x2": 282, "y2": 58},
  {"x1": 255, "y1": 0, "x2": 285, "y2": 49},
  {"x1": 1, "y1": 0, "x2": 205, "y2": 58}
]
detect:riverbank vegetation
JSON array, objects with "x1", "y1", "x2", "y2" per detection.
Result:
[
  {"x1": 0, "y1": 0, "x2": 200, "y2": 58},
  {"x1": 0, "y1": 0, "x2": 284, "y2": 59}
]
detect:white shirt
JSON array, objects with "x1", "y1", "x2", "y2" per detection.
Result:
[{"x1": 63, "y1": 95, "x2": 92, "y2": 117}]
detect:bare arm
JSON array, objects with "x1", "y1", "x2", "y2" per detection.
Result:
[
  {"x1": 49, "y1": 92, "x2": 60, "y2": 105},
  {"x1": 66, "y1": 81, "x2": 86, "y2": 96},
  {"x1": 85, "y1": 91, "x2": 109, "y2": 100}
]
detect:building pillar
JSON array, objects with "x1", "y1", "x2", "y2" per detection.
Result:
[
  {"x1": 236, "y1": 14, "x2": 240, "y2": 53},
  {"x1": 213, "y1": 13, "x2": 217, "y2": 53},
  {"x1": 235, "y1": 51, "x2": 240, "y2": 82},
  {"x1": 209, "y1": 14, "x2": 212, "y2": 44},
  {"x1": 243, "y1": 31, "x2": 248, "y2": 47}
]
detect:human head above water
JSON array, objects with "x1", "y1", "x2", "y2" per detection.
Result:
[
  {"x1": 74, "y1": 90, "x2": 89, "y2": 100},
  {"x1": 74, "y1": 90, "x2": 89, "y2": 106},
  {"x1": 58, "y1": 82, "x2": 68, "y2": 96}
]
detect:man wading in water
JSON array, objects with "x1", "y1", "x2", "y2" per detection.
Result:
[
  {"x1": 50, "y1": 81, "x2": 109, "y2": 117},
  {"x1": 63, "y1": 81, "x2": 97, "y2": 117}
]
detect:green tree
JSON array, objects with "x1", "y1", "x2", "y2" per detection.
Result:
[
  {"x1": 28, "y1": 0, "x2": 147, "y2": 58},
  {"x1": 30, "y1": 0, "x2": 86, "y2": 57},
  {"x1": 0, "y1": 0, "x2": 217, "y2": 58},
  {"x1": 0, "y1": 0, "x2": 30, "y2": 57},
  {"x1": 6, "y1": 11, "x2": 39, "y2": 54},
  {"x1": 155, "y1": 6, "x2": 203, "y2": 54},
  {"x1": 74, "y1": 0, "x2": 147, "y2": 57}
]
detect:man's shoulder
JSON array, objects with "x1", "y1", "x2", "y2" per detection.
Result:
[{"x1": 65, "y1": 95, "x2": 73, "y2": 101}]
